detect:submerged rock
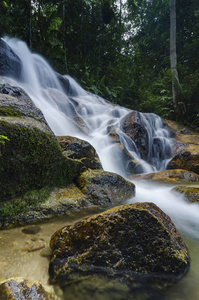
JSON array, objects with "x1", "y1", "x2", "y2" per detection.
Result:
[
  {"x1": 172, "y1": 186, "x2": 199, "y2": 203},
  {"x1": 76, "y1": 169, "x2": 135, "y2": 205},
  {"x1": 49, "y1": 202, "x2": 190, "y2": 288},
  {"x1": 0, "y1": 277, "x2": 59, "y2": 300},
  {"x1": 130, "y1": 169, "x2": 199, "y2": 184}
]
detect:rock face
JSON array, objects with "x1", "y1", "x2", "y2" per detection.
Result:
[
  {"x1": 130, "y1": 169, "x2": 199, "y2": 184},
  {"x1": 172, "y1": 186, "x2": 199, "y2": 203},
  {"x1": 0, "y1": 39, "x2": 22, "y2": 78},
  {"x1": 0, "y1": 278, "x2": 58, "y2": 300},
  {"x1": 76, "y1": 169, "x2": 135, "y2": 205},
  {"x1": 49, "y1": 202, "x2": 190, "y2": 286}
]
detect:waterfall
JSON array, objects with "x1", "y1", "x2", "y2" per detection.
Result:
[
  {"x1": 2, "y1": 36, "x2": 173, "y2": 177},
  {"x1": 2, "y1": 37, "x2": 199, "y2": 239}
]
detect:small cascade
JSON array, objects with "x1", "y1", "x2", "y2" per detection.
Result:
[{"x1": 2, "y1": 37, "x2": 173, "y2": 177}]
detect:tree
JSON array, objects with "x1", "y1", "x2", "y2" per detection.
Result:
[{"x1": 170, "y1": 0, "x2": 182, "y2": 121}]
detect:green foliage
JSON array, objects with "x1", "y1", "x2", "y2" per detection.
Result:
[
  {"x1": 0, "y1": 187, "x2": 52, "y2": 219},
  {"x1": 0, "y1": 0, "x2": 199, "y2": 126}
]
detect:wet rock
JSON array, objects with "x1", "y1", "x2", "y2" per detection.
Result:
[
  {"x1": 40, "y1": 247, "x2": 53, "y2": 258},
  {"x1": 167, "y1": 145, "x2": 199, "y2": 175},
  {"x1": 76, "y1": 169, "x2": 135, "y2": 206},
  {"x1": 0, "y1": 278, "x2": 52, "y2": 300},
  {"x1": 0, "y1": 84, "x2": 50, "y2": 127},
  {"x1": 120, "y1": 111, "x2": 149, "y2": 161},
  {"x1": 22, "y1": 225, "x2": 41, "y2": 235},
  {"x1": 22, "y1": 240, "x2": 45, "y2": 252},
  {"x1": 49, "y1": 202, "x2": 190, "y2": 287},
  {"x1": 130, "y1": 169, "x2": 199, "y2": 184},
  {"x1": 0, "y1": 39, "x2": 22, "y2": 78},
  {"x1": 172, "y1": 186, "x2": 199, "y2": 203},
  {"x1": 164, "y1": 120, "x2": 199, "y2": 174},
  {"x1": 57, "y1": 136, "x2": 102, "y2": 171}
]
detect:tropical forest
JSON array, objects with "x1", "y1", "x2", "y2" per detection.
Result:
[{"x1": 0, "y1": 1, "x2": 199, "y2": 300}]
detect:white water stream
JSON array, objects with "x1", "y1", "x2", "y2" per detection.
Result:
[{"x1": 1, "y1": 37, "x2": 199, "y2": 299}]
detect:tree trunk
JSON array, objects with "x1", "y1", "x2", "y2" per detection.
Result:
[{"x1": 170, "y1": 0, "x2": 182, "y2": 121}]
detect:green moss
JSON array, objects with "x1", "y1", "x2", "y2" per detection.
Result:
[
  {"x1": 0, "y1": 187, "x2": 53, "y2": 219},
  {"x1": 0, "y1": 106, "x2": 23, "y2": 117},
  {"x1": 0, "y1": 120, "x2": 79, "y2": 200}
]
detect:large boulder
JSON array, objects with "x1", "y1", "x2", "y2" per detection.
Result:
[
  {"x1": 49, "y1": 202, "x2": 190, "y2": 288},
  {"x1": 130, "y1": 169, "x2": 199, "y2": 184},
  {"x1": 75, "y1": 169, "x2": 135, "y2": 205},
  {"x1": 0, "y1": 39, "x2": 22, "y2": 78},
  {"x1": 0, "y1": 117, "x2": 78, "y2": 200}
]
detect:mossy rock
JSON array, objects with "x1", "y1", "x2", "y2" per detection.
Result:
[
  {"x1": 0, "y1": 277, "x2": 59, "y2": 300},
  {"x1": 130, "y1": 169, "x2": 199, "y2": 184},
  {"x1": 76, "y1": 169, "x2": 135, "y2": 206},
  {"x1": 172, "y1": 186, "x2": 199, "y2": 203},
  {"x1": 0, "y1": 117, "x2": 78, "y2": 200},
  {"x1": 49, "y1": 202, "x2": 190, "y2": 288}
]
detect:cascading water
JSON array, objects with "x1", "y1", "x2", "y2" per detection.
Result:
[
  {"x1": 2, "y1": 37, "x2": 173, "y2": 176},
  {"x1": 2, "y1": 37, "x2": 199, "y2": 240}
]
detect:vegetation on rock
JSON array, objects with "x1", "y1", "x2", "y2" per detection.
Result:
[
  {"x1": 49, "y1": 202, "x2": 190, "y2": 286},
  {"x1": 0, "y1": 118, "x2": 78, "y2": 200}
]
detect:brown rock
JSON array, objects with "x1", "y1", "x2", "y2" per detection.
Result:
[{"x1": 49, "y1": 202, "x2": 190, "y2": 287}]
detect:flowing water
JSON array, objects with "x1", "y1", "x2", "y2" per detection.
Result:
[{"x1": 1, "y1": 37, "x2": 199, "y2": 299}]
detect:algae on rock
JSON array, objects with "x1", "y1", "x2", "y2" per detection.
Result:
[
  {"x1": 0, "y1": 118, "x2": 79, "y2": 200},
  {"x1": 49, "y1": 202, "x2": 190, "y2": 287}
]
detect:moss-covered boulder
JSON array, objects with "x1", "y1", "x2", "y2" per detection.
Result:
[
  {"x1": 75, "y1": 169, "x2": 135, "y2": 205},
  {"x1": 49, "y1": 202, "x2": 190, "y2": 287},
  {"x1": 0, "y1": 277, "x2": 60, "y2": 300},
  {"x1": 130, "y1": 169, "x2": 199, "y2": 184},
  {"x1": 172, "y1": 186, "x2": 199, "y2": 203},
  {"x1": 0, "y1": 117, "x2": 78, "y2": 200}
]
